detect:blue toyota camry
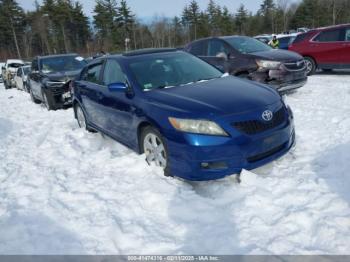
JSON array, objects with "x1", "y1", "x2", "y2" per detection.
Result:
[{"x1": 72, "y1": 49, "x2": 295, "y2": 181}]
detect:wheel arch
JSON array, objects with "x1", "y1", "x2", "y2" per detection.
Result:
[
  {"x1": 137, "y1": 118, "x2": 163, "y2": 154},
  {"x1": 303, "y1": 55, "x2": 317, "y2": 66}
]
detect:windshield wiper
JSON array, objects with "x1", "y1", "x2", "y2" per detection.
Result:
[
  {"x1": 155, "y1": 85, "x2": 174, "y2": 89},
  {"x1": 195, "y1": 77, "x2": 219, "y2": 82}
]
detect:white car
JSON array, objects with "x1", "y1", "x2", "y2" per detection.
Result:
[
  {"x1": 14, "y1": 65, "x2": 31, "y2": 92},
  {"x1": 2, "y1": 59, "x2": 25, "y2": 89}
]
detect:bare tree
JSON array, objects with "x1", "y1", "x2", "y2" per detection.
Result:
[
  {"x1": 277, "y1": 0, "x2": 290, "y2": 32},
  {"x1": 330, "y1": 0, "x2": 345, "y2": 25}
]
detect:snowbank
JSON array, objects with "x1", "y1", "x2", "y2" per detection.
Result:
[{"x1": 0, "y1": 74, "x2": 349, "y2": 254}]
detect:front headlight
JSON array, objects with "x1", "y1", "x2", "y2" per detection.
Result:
[
  {"x1": 256, "y1": 59, "x2": 281, "y2": 70},
  {"x1": 168, "y1": 117, "x2": 228, "y2": 136}
]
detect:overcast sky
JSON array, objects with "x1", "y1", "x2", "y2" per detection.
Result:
[{"x1": 17, "y1": 0, "x2": 274, "y2": 19}]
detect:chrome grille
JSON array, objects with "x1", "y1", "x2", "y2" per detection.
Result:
[{"x1": 284, "y1": 60, "x2": 305, "y2": 71}]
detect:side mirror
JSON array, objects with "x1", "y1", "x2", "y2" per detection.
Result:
[
  {"x1": 108, "y1": 82, "x2": 127, "y2": 92},
  {"x1": 1, "y1": 66, "x2": 5, "y2": 70}
]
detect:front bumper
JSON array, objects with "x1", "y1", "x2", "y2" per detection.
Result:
[
  {"x1": 251, "y1": 65, "x2": 307, "y2": 94},
  {"x1": 166, "y1": 115, "x2": 295, "y2": 181},
  {"x1": 270, "y1": 78, "x2": 307, "y2": 93},
  {"x1": 46, "y1": 86, "x2": 73, "y2": 108}
]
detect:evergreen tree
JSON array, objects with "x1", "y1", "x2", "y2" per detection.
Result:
[
  {"x1": 235, "y1": 4, "x2": 248, "y2": 35},
  {"x1": 182, "y1": 0, "x2": 200, "y2": 40},
  {"x1": 0, "y1": 0, "x2": 26, "y2": 58},
  {"x1": 258, "y1": 0, "x2": 276, "y2": 33},
  {"x1": 221, "y1": 6, "x2": 234, "y2": 35},
  {"x1": 116, "y1": 0, "x2": 134, "y2": 41},
  {"x1": 206, "y1": 0, "x2": 222, "y2": 35},
  {"x1": 93, "y1": 0, "x2": 118, "y2": 40}
]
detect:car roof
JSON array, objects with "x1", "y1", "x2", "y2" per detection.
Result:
[
  {"x1": 85, "y1": 49, "x2": 182, "y2": 64},
  {"x1": 122, "y1": 48, "x2": 178, "y2": 57},
  {"x1": 7, "y1": 59, "x2": 24, "y2": 64},
  {"x1": 277, "y1": 33, "x2": 299, "y2": 38},
  {"x1": 316, "y1": 23, "x2": 350, "y2": 31},
  {"x1": 37, "y1": 53, "x2": 80, "y2": 59}
]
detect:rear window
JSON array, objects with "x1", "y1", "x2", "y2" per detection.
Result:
[{"x1": 189, "y1": 41, "x2": 207, "y2": 56}]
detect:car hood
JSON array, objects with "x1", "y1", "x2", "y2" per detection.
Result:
[
  {"x1": 251, "y1": 49, "x2": 303, "y2": 62},
  {"x1": 8, "y1": 67, "x2": 21, "y2": 73},
  {"x1": 145, "y1": 76, "x2": 280, "y2": 117},
  {"x1": 44, "y1": 70, "x2": 81, "y2": 82}
]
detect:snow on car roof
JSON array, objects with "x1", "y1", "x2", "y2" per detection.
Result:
[{"x1": 6, "y1": 59, "x2": 24, "y2": 64}]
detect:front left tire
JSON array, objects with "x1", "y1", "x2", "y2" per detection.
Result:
[
  {"x1": 304, "y1": 56, "x2": 316, "y2": 76},
  {"x1": 29, "y1": 87, "x2": 41, "y2": 104},
  {"x1": 141, "y1": 126, "x2": 169, "y2": 171},
  {"x1": 75, "y1": 103, "x2": 87, "y2": 130},
  {"x1": 74, "y1": 103, "x2": 95, "y2": 132},
  {"x1": 4, "y1": 80, "x2": 10, "y2": 89},
  {"x1": 42, "y1": 90, "x2": 55, "y2": 110}
]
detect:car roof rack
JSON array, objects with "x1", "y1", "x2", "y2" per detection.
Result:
[{"x1": 122, "y1": 48, "x2": 177, "y2": 57}]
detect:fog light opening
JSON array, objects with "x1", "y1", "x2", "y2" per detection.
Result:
[{"x1": 201, "y1": 161, "x2": 228, "y2": 170}]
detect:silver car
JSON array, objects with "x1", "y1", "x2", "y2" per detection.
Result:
[{"x1": 14, "y1": 65, "x2": 31, "y2": 92}]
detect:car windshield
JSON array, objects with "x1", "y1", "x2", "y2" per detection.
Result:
[
  {"x1": 128, "y1": 52, "x2": 223, "y2": 90},
  {"x1": 23, "y1": 67, "x2": 30, "y2": 75},
  {"x1": 225, "y1": 36, "x2": 272, "y2": 54},
  {"x1": 9, "y1": 63, "x2": 23, "y2": 68},
  {"x1": 40, "y1": 56, "x2": 86, "y2": 73}
]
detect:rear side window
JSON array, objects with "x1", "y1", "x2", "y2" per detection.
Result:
[
  {"x1": 293, "y1": 33, "x2": 309, "y2": 44},
  {"x1": 314, "y1": 29, "x2": 343, "y2": 42},
  {"x1": 83, "y1": 63, "x2": 103, "y2": 84},
  {"x1": 208, "y1": 40, "x2": 230, "y2": 56},
  {"x1": 189, "y1": 41, "x2": 207, "y2": 56},
  {"x1": 102, "y1": 59, "x2": 126, "y2": 85}
]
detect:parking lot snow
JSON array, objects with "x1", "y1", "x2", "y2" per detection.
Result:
[{"x1": 0, "y1": 74, "x2": 349, "y2": 254}]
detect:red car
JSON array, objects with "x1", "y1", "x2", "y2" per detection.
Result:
[{"x1": 289, "y1": 24, "x2": 350, "y2": 75}]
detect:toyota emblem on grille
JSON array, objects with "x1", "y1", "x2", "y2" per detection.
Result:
[{"x1": 262, "y1": 110, "x2": 273, "y2": 121}]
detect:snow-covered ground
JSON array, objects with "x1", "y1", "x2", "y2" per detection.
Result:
[{"x1": 0, "y1": 74, "x2": 349, "y2": 255}]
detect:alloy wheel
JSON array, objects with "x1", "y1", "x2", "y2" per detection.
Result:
[
  {"x1": 143, "y1": 133, "x2": 167, "y2": 168},
  {"x1": 305, "y1": 60, "x2": 313, "y2": 74}
]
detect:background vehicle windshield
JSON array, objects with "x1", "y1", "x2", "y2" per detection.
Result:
[
  {"x1": 40, "y1": 56, "x2": 86, "y2": 73},
  {"x1": 225, "y1": 37, "x2": 272, "y2": 54},
  {"x1": 8, "y1": 63, "x2": 23, "y2": 68},
  {"x1": 128, "y1": 52, "x2": 223, "y2": 90},
  {"x1": 23, "y1": 66, "x2": 30, "y2": 75}
]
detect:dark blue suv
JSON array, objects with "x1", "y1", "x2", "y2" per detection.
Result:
[{"x1": 72, "y1": 49, "x2": 295, "y2": 181}]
